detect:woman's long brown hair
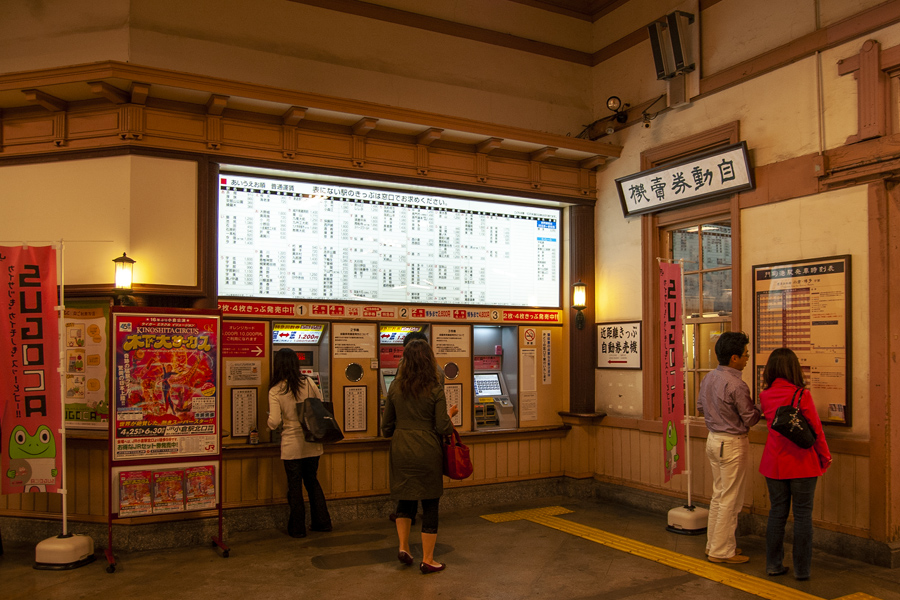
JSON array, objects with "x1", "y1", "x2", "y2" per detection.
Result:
[
  {"x1": 762, "y1": 347, "x2": 806, "y2": 389},
  {"x1": 396, "y1": 340, "x2": 439, "y2": 400}
]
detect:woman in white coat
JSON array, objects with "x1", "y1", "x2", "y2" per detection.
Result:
[{"x1": 268, "y1": 348, "x2": 331, "y2": 537}]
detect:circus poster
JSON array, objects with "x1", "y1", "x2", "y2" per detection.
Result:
[{"x1": 112, "y1": 310, "x2": 220, "y2": 461}]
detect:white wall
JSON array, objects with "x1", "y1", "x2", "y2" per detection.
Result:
[{"x1": 0, "y1": 155, "x2": 197, "y2": 287}]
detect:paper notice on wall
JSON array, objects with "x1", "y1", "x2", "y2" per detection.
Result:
[
  {"x1": 520, "y1": 348, "x2": 536, "y2": 392},
  {"x1": 520, "y1": 391, "x2": 537, "y2": 421},
  {"x1": 542, "y1": 330, "x2": 552, "y2": 385},
  {"x1": 226, "y1": 360, "x2": 262, "y2": 385}
]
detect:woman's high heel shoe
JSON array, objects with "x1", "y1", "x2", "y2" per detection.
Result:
[
  {"x1": 420, "y1": 562, "x2": 446, "y2": 574},
  {"x1": 398, "y1": 551, "x2": 413, "y2": 566}
]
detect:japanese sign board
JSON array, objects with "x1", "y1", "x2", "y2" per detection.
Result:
[
  {"x1": 752, "y1": 256, "x2": 850, "y2": 425},
  {"x1": 616, "y1": 142, "x2": 755, "y2": 217},
  {"x1": 659, "y1": 263, "x2": 685, "y2": 483},
  {"x1": 64, "y1": 302, "x2": 110, "y2": 429},
  {"x1": 596, "y1": 321, "x2": 642, "y2": 369},
  {"x1": 222, "y1": 320, "x2": 267, "y2": 358},
  {"x1": 112, "y1": 309, "x2": 221, "y2": 461},
  {"x1": 1, "y1": 246, "x2": 62, "y2": 494}
]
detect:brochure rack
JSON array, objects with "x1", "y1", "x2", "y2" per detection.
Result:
[{"x1": 104, "y1": 307, "x2": 228, "y2": 573}]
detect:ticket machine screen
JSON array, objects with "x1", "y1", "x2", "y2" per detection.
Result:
[
  {"x1": 383, "y1": 373, "x2": 396, "y2": 392},
  {"x1": 474, "y1": 373, "x2": 502, "y2": 396}
]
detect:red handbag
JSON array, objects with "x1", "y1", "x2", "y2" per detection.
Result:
[{"x1": 442, "y1": 429, "x2": 473, "y2": 480}]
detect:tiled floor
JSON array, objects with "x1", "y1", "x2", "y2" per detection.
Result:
[{"x1": 3, "y1": 496, "x2": 899, "y2": 600}]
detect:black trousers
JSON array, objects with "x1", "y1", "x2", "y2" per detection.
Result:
[
  {"x1": 283, "y1": 456, "x2": 331, "y2": 536},
  {"x1": 396, "y1": 498, "x2": 440, "y2": 534}
]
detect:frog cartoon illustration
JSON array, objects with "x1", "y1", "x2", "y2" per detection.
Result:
[
  {"x1": 665, "y1": 420, "x2": 679, "y2": 476},
  {"x1": 6, "y1": 424, "x2": 58, "y2": 492}
]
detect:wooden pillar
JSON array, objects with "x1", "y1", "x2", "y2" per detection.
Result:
[
  {"x1": 568, "y1": 204, "x2": 596, "y2": 414},
  {"x1": 868, "y1": 180, "x2": 900, "y2": 559}
]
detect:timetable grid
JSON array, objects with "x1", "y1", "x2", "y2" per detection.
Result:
[{"x1": 218, "y1": 176, "x2": 560, "y2": 307}]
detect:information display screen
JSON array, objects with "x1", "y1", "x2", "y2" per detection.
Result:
[{"x1": 218, "y1": 174, "x2": 560, "y2": 307}]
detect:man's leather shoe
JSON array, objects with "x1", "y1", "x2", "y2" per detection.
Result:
[
  {"x1": 708, "y1": 554, "x2": 749, "y2": 564},
  {"x1": 420, "y1": 562, "x2": 446, "y2": 574},
  {"x1": 767, "y1": 566, "x2": 789, "y2": 576}
]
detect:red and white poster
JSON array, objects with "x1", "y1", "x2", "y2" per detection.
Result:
[
  {"x1": 185, "y1": 465, "x2": 217, "y2": 510},
  {"x1": 112, "y1": 310, "x2": 220, "y2": 461},
  {"x1": 1, "y1": 245, "x2": 63, "y2": 494},
  {"x1": 659, "y1": 261, "x2": 685, "y2": 483}
]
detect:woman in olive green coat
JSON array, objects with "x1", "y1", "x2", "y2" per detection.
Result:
[{"x1": 382, "y1": 340, "x2": 458, "y2": 573}]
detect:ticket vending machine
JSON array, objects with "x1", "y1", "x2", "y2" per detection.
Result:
[
  {"x1": 378, "y1": 324, "x2": 427, "y2": 427},
  {"x1": 472, "y1": 325, "x2": 518, "y2": 430},
  {"x1": 271, "y1": 322, "x2": 330, "y2": 396}
]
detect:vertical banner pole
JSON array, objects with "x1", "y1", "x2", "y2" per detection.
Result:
[
  {"x1": 679, "y1": 258, "x2": 693, "y2": 507},
  {"x1": 58, "y1": 239, "x2": 68, "y2": 536}
]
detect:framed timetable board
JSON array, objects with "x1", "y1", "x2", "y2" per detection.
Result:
[
  {"x1": 752, "y1": 255, "x2": 850, "y2": 426},
  {"x1": 218, "y1": 174, "x2": 561, "y2": 307}
]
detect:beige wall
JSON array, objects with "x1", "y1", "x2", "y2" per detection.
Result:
[
  {"x1": 0, "y1": 155, "x2": 198, "y2": 287},
  {"x1": 741, "y1": 186, "x2": 869, "y2": 435},
  {"x1": 0, "y1": 0, "x2": 593, "y2": 137}
]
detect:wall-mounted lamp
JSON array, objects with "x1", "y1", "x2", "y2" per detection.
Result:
[
  {"x1": 113, "y1": 252, "x2": 135, "y2": 292},
  {"x1": 572, "y1": 280, "x2": 587, "y2": 330},
  {"x1": 606, "y1": 96, "x2": 629, "y2": 124}
]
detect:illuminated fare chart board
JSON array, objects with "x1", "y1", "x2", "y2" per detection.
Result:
[{"x1": 218, "y1": 175, "x2": 560, "y2": 307}]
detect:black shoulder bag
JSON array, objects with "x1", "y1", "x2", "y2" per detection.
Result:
[
  {"x1": 298, "y1": 380, "x2": 344, "y2": 444},
  {"x1": 770, "y1": 387, "x2": 817, "y2": 449}
]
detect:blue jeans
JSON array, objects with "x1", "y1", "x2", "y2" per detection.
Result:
[
  {"x1": 765, "y1": 477, "x2": 817, "y2": 578},
  {"x1": 284, "y1": 456, "x2": 330, "y2": 536}
]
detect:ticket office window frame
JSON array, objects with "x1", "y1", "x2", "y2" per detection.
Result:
[{"x1": 640, "y1": 122, "x2": 743, "y2": 421}]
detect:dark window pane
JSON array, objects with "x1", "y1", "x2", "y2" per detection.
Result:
[
  {"x1": 703, "y1": 270, "x2": 732, "y2": 314},
  {"x1": 671, "y1": 228, "x2": 699, "y2": 272},
  {"x1": 701, "y1": 222, "x2": 731, "y2": 269}
]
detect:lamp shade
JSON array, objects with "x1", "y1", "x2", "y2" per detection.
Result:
[
  {"x1": 572, "y1": 280, "x2": 587, "y2": 310},
  {"x1": 113, "y1": 252, "x2": 135, "y2": 290}
]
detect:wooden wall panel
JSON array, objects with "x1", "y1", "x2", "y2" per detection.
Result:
[
  {"x1": 487, "y1": 158, "x2": 530, "y2": 179},
  {"x1": 144, "y1": 109, "x2": 205, "y2": 140},
  {"x1": 365, "y1": 139, "x2": 416, "y2": 164},
  {"x1": 68, "y1": 111, "x2": 119, "y2": 137},
  {"x1": 296, "y1": 131, "x2": 352, "y2": 157},
  {"x1": 345, "y1": 452, "x2": 360, "y2": 493},
  {"x1": 258, "y1": 454, "x2": 274, "y2": 502},
  {"x1": 496, "y1": 440, "x2": 509, "y2": 479},
  {"x1": 241, "y1": 457, "x2": 260, "y2": 502},
  {"x1": 3, "y1": 116, "x2": 56, "y2": 143},
  {"x1": 484, "y1": 442, "x2": 498, "y2": 479},
  {"x1": 594, "y1": 423, "x2": 871, "y2": 534},
  {"x1": 373, "y1": 448, "x2": 389, "y2": 490},
  {"x1": 222, "y1": 121, "x2": 282, "y2": 150},
  {"x1": 854, "y1": 455, "x2": 870, "y2": 529}
]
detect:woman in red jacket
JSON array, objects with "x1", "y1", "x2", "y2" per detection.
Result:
[{"x1": 759, "y1": 348, "x2": 832, "y2": 580}]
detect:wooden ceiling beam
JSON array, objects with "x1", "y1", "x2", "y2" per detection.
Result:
[
  {"x1": 88, "y1": 80, "x2": 129, "y2": 104},
  {"x1": 22, "y1": 88, "x2": 67, "y2": 111}
]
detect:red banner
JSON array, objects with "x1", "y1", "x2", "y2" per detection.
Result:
[
  {"x1": 659, "y1": 261, "x2": 685, "y2": 483},
  {"x1": 1, "y1": 246, "x2": 62, "y2": 494}
]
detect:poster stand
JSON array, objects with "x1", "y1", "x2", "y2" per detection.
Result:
[{"x1": 104, "y1": 307, "x2": 228, "y2": 573}]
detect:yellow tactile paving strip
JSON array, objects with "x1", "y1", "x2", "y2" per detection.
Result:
[{"x1": 480, "y1": 507, "x2": 882, "y2": 600}]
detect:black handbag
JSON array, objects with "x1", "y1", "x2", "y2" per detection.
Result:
[
  {"x1": 771, "y1": 387, "x2": 817, "y2": 449},
  {"x1": 298, "y1": 381, "x2": 344, "y2": 444}
]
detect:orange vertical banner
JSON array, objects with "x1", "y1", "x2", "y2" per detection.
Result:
[{"x1": 1, "y1": 245, "x2": 62, "y2": 494}]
